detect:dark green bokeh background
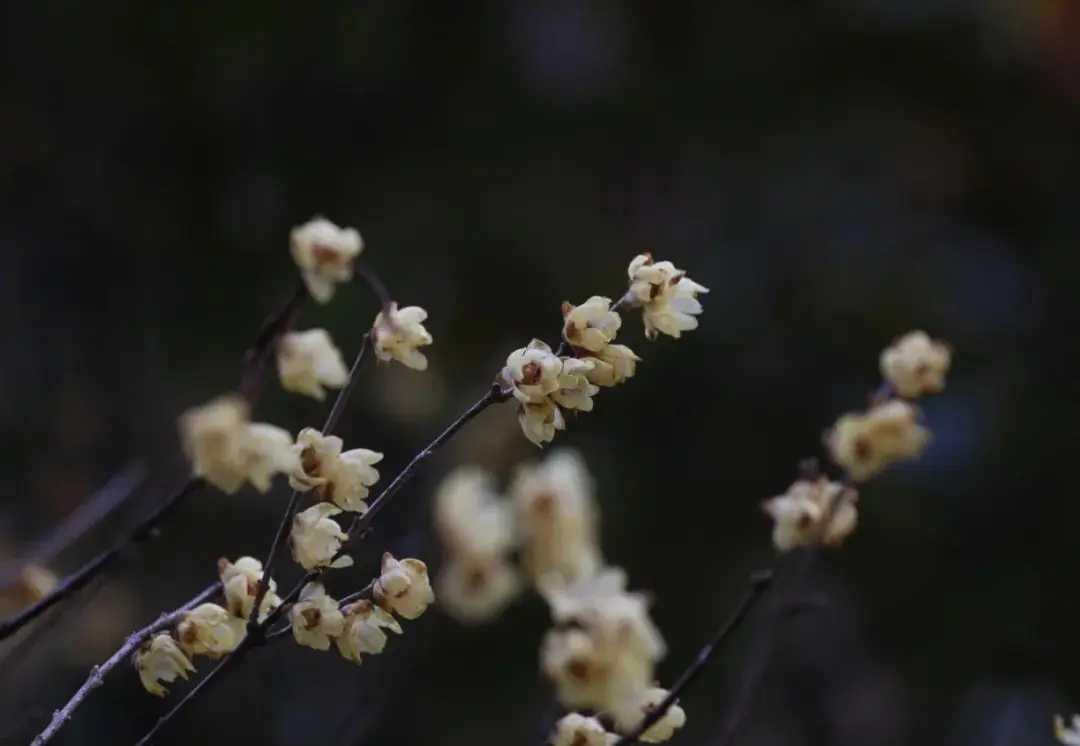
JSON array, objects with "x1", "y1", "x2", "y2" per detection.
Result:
[{"x1": 2, "y1": 2, "x2": 1079, "y2": 745}]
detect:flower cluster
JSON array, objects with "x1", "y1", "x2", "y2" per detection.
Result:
[
  {"x1": 432, "y1": 450, "x2": 685, "y2": 743},
  {"x1": 760, "y1": 330, "x2": 952, "y2": 551},
  {"x1": 501, "y1": 254, "x2": 703, "y2": 447},
  {"x1": 288, "y1": 553, "x2": 432, "y2": 662},
  {"x1": 135, "y1": 557, "x2": 281, "y2": 696}
]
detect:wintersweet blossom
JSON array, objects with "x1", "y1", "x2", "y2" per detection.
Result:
[
  {"x1": 289, "y1": 428, "x2": 382, "y2": 513},
  {"x1": 625, "y1": 254, "x2": 708, "y2": 340},
  {"x1": 289, "y1": 583, "x2": 346, "y2": 651},
  {"x1": 562, "y1": 297, "x2": 622, "y2": 353},
  {"x1": 550, "y1": 713, "x2": 616, "y2": 746},
  {"x1": 373, "y1": 553, "x2": 434, "y2": 620},
  {"x1": 218, "y1": 556, "x2": 281, "y2": 620},
  {"x1": 825, "y1": 399, "x2": 931, "y2": 482},
  {"x1": 509, "y1": 449, "x2": 602, "y2": 584},
  {"x1": 584, "y1": 344, "x2": 641, "y2": 387},
  {"x1": 551, "y1": 358, "x2": 600, "y2": 413},
  {"x1": 276, "y1": 328, "x2": 350, "y2": 400},
  {"x1": 436, "y1": 555, "x2": 523, "y2": 624},
  {"x1": 879, "y1": 330, "x2": 952, "y2": 398},
  {"x1": 336, "y1": 599, "x2": 402, "y2": 663},
  {"x1": 179, "y1": 396, "x2": 298, "y2": 494},
  {"x1": 540, "y1": 566, "x2": 666, "y2": 727},
  {"x1": 433, "y1": 467, "x2": 516, "y2": 559},
  {"x1": 290, "y1": 503, "x2": 353, "y2": 570},
  {"x1": 372, "y1": 302, "x2": 433, "y2": 370},
  {"x1": 518, "y1": 399, "x2": 566, "y2": 448},
  {"x1": 626, "y1": 687, "x2": 687, "y2": 743},
  {"x1": 175, "y1": 603, "x2": 244, "y2": 659},
  {"x1": 1055, "y1": 714, "x2": 1080, "y2": 746},
  {"x1": 504, "y1": 339, "x2": 563, "y2": 404},
  {"x1": 135, "y1": 634, "x2": 195, "y2": 697},
  {"x1": 761, "y1": 478, "x2": 858, "y2": 552},
  {"x1": 290, "y1": 217, "x2": 363, "y2": 304}
]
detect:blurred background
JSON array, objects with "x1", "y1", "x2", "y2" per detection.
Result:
[{"x1": 1, "y1": 1, "x2": 1079, "y2": 745}]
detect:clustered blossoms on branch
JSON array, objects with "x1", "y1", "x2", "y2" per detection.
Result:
[
  {"x1": 761, "y1": 330, "x2": 952, "y2": 552},
  {"x1": 432, "y1": 450, "x2": 686, "y2": 743},
  {"x1": 502, "y1": 254, "x2": 706, "y2": 447},
  {"x1": 135, "y1": 556, "x2": 277, "y2": 695}
]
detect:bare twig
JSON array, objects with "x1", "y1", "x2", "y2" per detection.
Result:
[
  {"x1": 0, "y1": 462, "x2": 148, "y2": 591},
  {"x1": 29, "y1": 583, "x2": 219, "y2": 746},
  {"x1": 135, "y1": 383, "x2": 509, "y2": 744},
  {"x1": 612, "y1": 571, "x2": 774, "y2": 746},
  {"x1": 246, "y1": 333, "x2": 371, "y2": 636},
  {"x1": 0, "y1": 284, "x2": 308, "y2": 643}
]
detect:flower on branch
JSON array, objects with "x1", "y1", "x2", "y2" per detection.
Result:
[
  {"x1": 583, "y1": 343, "x2": 640, "y2": 388},
  {"x1": 760, "y1": 477, "x2": 859, "y2": 552},
  {"x1": 518, "y1": 399, "x2": 566, "y2": 448},
  {"x1": 540, "y1": 567, "x2": 666, "y2": 727},
  {"x1": 290, "y1": 503, "x2": 353, "y2": 570},
  {"x1": 433, "y1": 467, "x2": 516, "y2": 559},
  {"x1": 372, "y1": 302, "x2": 433, "y2": 370},
  {"x1": 550, "y1": 713, "x2": 616, "y2": 746},
  {"x1": 824, "y1": 399, "x2": 931, "y2": 483},
  {"x1": 217, "y1": 556, "x2": 281, "y2": 620},
  {"x1": 373, "y1": 553, "x2": 434, "y2": 620},
  {"x1": 289, "y1": 582, "x2": 346, "y2": 651},
  {"x1": 624, "y1": 686, "x2": 687, "y2": 743},
  {"x1": 552, "y1": 359, "x2": 600, "y2": 413},
  {"x1": 504, "y1": 339, "x2": 563, "y2": 404},
  {"x1": 135, "y1": 633, "x2": 195, "y2": 697},
  {"x1": 276, "y1": 328, "x2": 350, "y2": 400},
  {"x1": 289, "y1": 428, "x2": 383, "y2": 513},
  {"x1": 625, "y1": 253, "x2": 709, "y2": 340},
  {"x1": 290, "y1": 217, "x2": 363, "y2": 304},
  {"x1": 175, "y1": 603, "x2": 244, "y2": 659},
  {"x1": 562, "y1": 296, "x2": 622, "y2": 353},
  {"x1": 337, "y1": 599, "x2": 402, "y2": 663},
  {"x1": 179, "y1": 395, "x2": 298, "y2": 494},
  {"x1": 436, "y1": 555, "x2": 523, "y2": 624},
  {"x1": 879, "y1": 330, "x2": 952, "y2": 398},
  {"x1": 511, "y1": 449, "x2": 602, "y2": 585}
]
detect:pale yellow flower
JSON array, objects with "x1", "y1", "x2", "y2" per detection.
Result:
[
  {"x1": 276, "y1": 328, "x2": 350, "y2": 400},
  {"x1": 290, "y1": 217, "x2": 363, "y2": 304},
  {"x1": 373, "y1": 553, "x2": 434, "y2": 620},
  {"x1": 761, "y1": 478, "x2": 858, "y2": 552},
  {"x1": 583, "y1": 344, "x2": 641, "y2": 387},
  {"x1": 433, "y1": 467, "x2": 516, "y2": 559},
  {"x1": 436, "y1": 555, "x2": 523, "y2": 625},
  {"x1": 135, "y1": 633, "x2": 195, "y2": 697},
  {"x1": 550, "y1": 713, "x2": 615, "y2": 746},
  {"x1": 518, "y1": 399, "x2": 566, "y2": 448},
  {"x1": 879, "y1": 330, "x2": 952, "y2": 398},
  {"x1": 372, "y1": 302, "x2": 433, "y2": 370},
  {"x1": 509, "y1": 449, "x2": 601, "y2": 584},
  {"x1": 179, "y1": 395, "x2": 250, "y2": 493},
  {"x1": 623, "y1": 687, "x2": 687, "y2": 743},
  {"x1": 336, "y1": 599, "x2": 402, "y2": 663},
  {"x1": 626, "y1": 254, "x2": 708, "y2": 340},
  {"x1": 503, "y1": 339, "x2": 563, "y2": 404},
  {"x1": 825, "y1": 400, "x2": 931, "y2": 482},
  {"x1": 175, "y1": 603, "x2": 244, "y2": 659},
  {"x1": 289, "y1": 582, "x2": 346, "y2": 651},
  {"x1": 562, "y1": 296, "x2": 622, "y2": 353},
  {"x1": 217, "y1": 556, "x2": 281, "y2": 620},
  {"x1": 290, "y1": 503, "x2": 353, "y2": 570},
  {"x1": 551, "y1": 358, "x2": 600, "y2": 413}
]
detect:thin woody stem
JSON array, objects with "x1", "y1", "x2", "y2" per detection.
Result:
[
  {"x1": 28, "y1": 583, "x2": 220, "y2": 746},
  {"x1": 246, "y1": 333, "x2": 371, "y2": 635},
  {"x1": 0, "y1": 284, "x2": 308, "y2": 643}
]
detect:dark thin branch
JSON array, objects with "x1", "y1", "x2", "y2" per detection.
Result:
[
  {"x1": 0, "y1": 462, "x2": 147, "y2": 590},
  {"x1": 29, "y1": 583, "x2": 220, "y2": 746},
  {"x1": 0, "y1": 285, "x2": 308, "y2": 643},
  {"x1": 246, "y1": 333, "x2": 371, "y2": 635},
  {"x1": 612, "y1": 571, "x2": 774, "y2": 746}
]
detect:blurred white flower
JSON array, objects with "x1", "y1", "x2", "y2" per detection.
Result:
[
  {"x1": 825, "y1": 399, "x2": 931, "y2": 482},
  {"x1": 290, "y1": 217, "x2": 363, "y2": 304},
  {"x1": 276, "y1": 328, "x2": 350, "y2": 400},
  {"x1": 880, "y1": 330, "x2": 952, "y2": 398}
]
